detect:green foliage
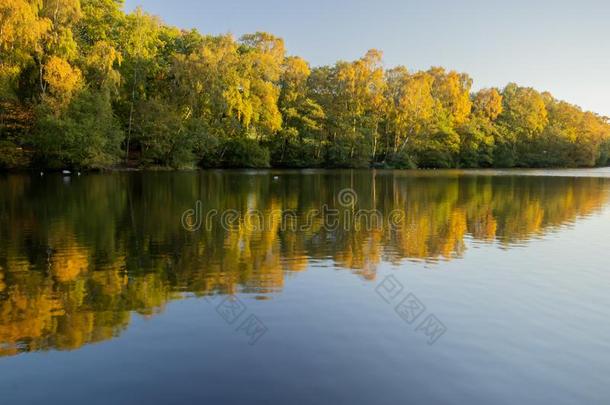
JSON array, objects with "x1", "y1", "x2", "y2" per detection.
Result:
[
  {"x1": 1, "y1": 1, "x2": 610, "y2": 170},
  {"x1": 268, "y1": 128, "x2": 323, "y2": 167},
  {"x1": 598, "y1": 140, "x2": 610, "y2": 167},
  {"x1": 325, "y1": 138, "x2": 371, "y2": 168},
  {"x1": 135, "y1": 99, "x2": 194, "y2": 168},
  {"x1": 32, "y1": 89, "x2": 123, "y2": 169},
  {"x1": 458, "y1": 118, "x2": 496, "y2": 168},
  {"x1": 215, "y1": 137, "x2": 270, "y2": 168},
  {"x1": 384, "y1": 150, "x2": 416, "y2": 169},
  {"x1": 0, "y1": 140, "x2": 30, "y2": 169},
  {"x1": 415, "y1": 130, "x2": 460, "y2": 168}
]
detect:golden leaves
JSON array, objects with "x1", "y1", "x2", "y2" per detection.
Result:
[
  {"x1": 474, "y1": 88, "x2": 503, "y2": 121},
  {"x1": 43, "y1": 55, "x2": 82, "y2": 104},
  {"x1": 0, "y1": 0, "x2": 50, "y2": 54}
]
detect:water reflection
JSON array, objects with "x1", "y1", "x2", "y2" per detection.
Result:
[{"x1": 0, "y1": 170, "x2": 608, "y2": 357}]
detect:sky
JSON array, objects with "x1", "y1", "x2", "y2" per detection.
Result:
[{"x1": 123, "y1": 0, "x2": 610, "y2": 116}]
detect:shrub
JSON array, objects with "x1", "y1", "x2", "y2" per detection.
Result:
[
  {"x1": 33, "y1": 90, "x2": 123, "y2": 169},
  {"x1": 216, "y1": 138, "x2": 270, "y2": 168},
  {"x1": 0, "y1": 141, "x2": 30, "y2": 170}
]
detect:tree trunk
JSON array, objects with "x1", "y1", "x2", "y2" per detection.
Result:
[
  {"x1": 371, "y1": 121, "x2": 379, "y2": 161},
  {"x1": 125, "y1": 66, "x2": 138, "y2": 163}
]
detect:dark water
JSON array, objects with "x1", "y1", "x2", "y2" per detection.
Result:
[{"x1": 1, "y1": 169, "x2": 610, "y2": 404}]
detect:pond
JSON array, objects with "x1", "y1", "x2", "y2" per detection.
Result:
[{"x1": 1, "y1": 169, "x2": 609, "y2": 404}]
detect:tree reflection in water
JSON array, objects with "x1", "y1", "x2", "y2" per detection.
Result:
[{"x1": 0, "y1": 170, "x2": 608, "y2": 356}]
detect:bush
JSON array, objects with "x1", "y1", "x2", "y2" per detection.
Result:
[
  {"x1": 416, "y1": 147, "x2": 454, "y2": 168},
  {"x1": 324, "y1": 139, "x2": 370, "y2": 168},
  {"x1": 33, "y1": 90, "x2": 123, "y2": 169},
  {"x1": 137, "y1": 100, "x2": 195, "y2": 169},
  {"x1": 268, "y1": 133, "x2": 323, "y2": 167},
  {"x1": 0, "y1": 141, "x2": 30, "y2": 170},
  {"x1": 384, "y1": 151, "x2": 416, "y2": 169},
  {"x1": 597, "y1": 140, "x2": 610, "y2": 167},
  {"x1": 215, "y1": 138, "x2": 270, "y2": 168}
]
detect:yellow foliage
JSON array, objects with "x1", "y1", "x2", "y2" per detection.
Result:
[
  {"x1": 43, "y1": 55, "x2": 82, "y2": 102},
  {"x1": 0, "y1": 0, "x2": 50, "y2": 54},
  {"x1": 429, "y1": 67, "x2": 473, "y2": 126},
  {"x1": 0, "y1": 174, "x2": 608, "y2": 357},
  {"x1": 474, "y1": 88, "x2": 503, "y2": 120},
  {"x1": 51, "y1": 249, "x2": 90, "y2": 283}
]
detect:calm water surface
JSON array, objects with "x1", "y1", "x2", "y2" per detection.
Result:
[{"x1": 1, "y1": 169, "x2": 610, "y2": 404}]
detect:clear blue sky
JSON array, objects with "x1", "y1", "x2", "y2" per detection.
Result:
[{"x1": 124, "y1": 0, "x2": 610, "y2": 116}]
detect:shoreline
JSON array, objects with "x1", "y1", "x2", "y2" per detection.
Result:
[{"x1": 3, "y1": 166, "x2": 610, "y2": 177}]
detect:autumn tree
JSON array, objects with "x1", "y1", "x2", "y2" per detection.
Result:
[
  {"x1": 119, "y1": 7, "x2": 161, "y2": 162},
  {"x1": 383, "y1": 67, "x2": 435, "y2": 167},
  {"x1": 459, "y1": 88, "x2": 503, "y2": 167},
  {"x1": 496, "y1": 83, "x2": 549, "y2": 166},
  {"x1": 1, "y1": 1, "x2": 609, "y2": 170},
  {"x1": 271, "y1": 56, "x2": 324, "y2": 166}
]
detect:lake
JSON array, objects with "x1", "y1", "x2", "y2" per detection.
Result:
[{"x1": 1, "y1": 169, "x2": 610, "y2": 404}]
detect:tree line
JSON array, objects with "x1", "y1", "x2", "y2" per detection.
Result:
[{"x1": 2, "y1": 0, "x2": 610, "y2": 170}]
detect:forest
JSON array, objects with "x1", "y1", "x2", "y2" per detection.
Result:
[{"x1": 2, "y1": 0, "x2": 610, "y2": 170}]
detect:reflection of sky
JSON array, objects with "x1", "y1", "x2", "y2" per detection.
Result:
[{"x1": 124, "y1": 0, "x2": 610, "y2": 117}]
